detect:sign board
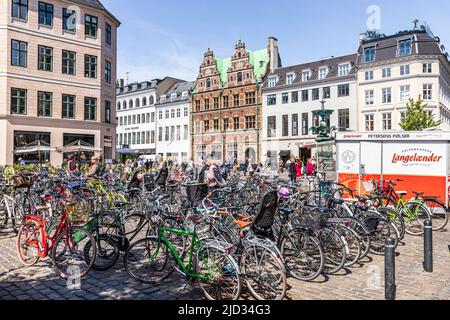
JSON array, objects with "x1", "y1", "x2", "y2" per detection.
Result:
[{"x1": 337, "y1": 132, "x2": 450, "y2": 141}]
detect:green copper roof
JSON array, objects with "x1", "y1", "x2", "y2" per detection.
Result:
[{"x1": 214, "y1": 48, "x2": 269, "y2": 84}]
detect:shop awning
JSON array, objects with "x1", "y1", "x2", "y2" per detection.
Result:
[{"x1": 279, "y1": 150, "x2": 291, "y2": 157}]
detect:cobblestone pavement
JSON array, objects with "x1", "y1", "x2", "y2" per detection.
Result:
[{"x1": 0, "y1": 225, "x2": 449, "y2": 300}]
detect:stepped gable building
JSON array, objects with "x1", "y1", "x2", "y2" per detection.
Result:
[
  {"x1": 0, "y1": 0, "x2": 120, "y2": 165},
  {"x1": 356, "y1": 26, "x2": 450, "y2": 131},
  {"x1": 191, "y1": 37, "x2": 281, "y2": 163}
]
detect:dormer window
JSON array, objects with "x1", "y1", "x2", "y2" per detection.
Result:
[
  {"x1": 318, "y1": 67, "x2": 328, "y2": 80},
  {"x1": 338, "y1": 63, "x2": 350, "y2": 77},
  {"x1": 160, "y1": 96, "x2": 167, "y2": 102},
  {"x1": 182, "y1": 91, "x2": 188, "y2": 99},
  {"x1": 398, "y1": 39, "x2": 412, "y2": 56},
  {"x1": 171, "y1": 93, "x2": 177, "y2": 101},
  {"x1": 302, "y1": 70, "x2": 311, "y2": 82},
  {"x1": 364, "y1": 46, "x2": 376, "y2": 63},
  {"x1": 286, "y1": 73, "x2": 295, "y2": 85},
  {"x1": 268, "y1": 76, "x2": 278, "y2": 88}
]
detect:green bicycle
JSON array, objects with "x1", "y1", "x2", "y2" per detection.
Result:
[{"x1": 124, "y1": 218, "x2": 242, "y2": 300}]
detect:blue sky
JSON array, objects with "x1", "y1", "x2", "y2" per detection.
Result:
[{"x1": 101, "y1": 0, "x2": 450, "y2": 83}]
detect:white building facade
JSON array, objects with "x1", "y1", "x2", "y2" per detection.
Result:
[
  {"x1": 155, "y1": 81, "x2": 194, "y2": 164},
  {"x1": 262, "y1": 54, "x2": 358, "y2": 164},
  {"x1": 356, "y1": 29, "x2": 450, "y2": 132}
]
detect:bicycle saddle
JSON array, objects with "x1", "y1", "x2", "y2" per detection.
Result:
[
  {"x1": 412, "y1": 191, "x2": 424, "y2": 196},
  {"x1": 395, "y1": 191, "x2": 408, "y2": 196}
]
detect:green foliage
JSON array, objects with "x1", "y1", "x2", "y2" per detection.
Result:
[{"x1": 399, "y1": 98, "x2": 443, "y2": 131}]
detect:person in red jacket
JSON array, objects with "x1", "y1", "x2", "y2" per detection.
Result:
[
  {"x1": 306, "y1": 159, "x2": 316, "y2": 177},
  {"x1": 295, "y1": 159, "x2": 303, "y2": 179}
]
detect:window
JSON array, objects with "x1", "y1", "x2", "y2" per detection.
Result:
[
  {"x1": 398, "y1": 39, "x2": 412, "y2": 56},
  {"x1": 311, "y1": 88, "x2": 320, "y2": 100},
  {"x1": 365, "y1": 70, "x2": 374, "y2": 81},
  {"x1": 62, "y1": 50, "x2": 76, "y2": 75},
  {"x1": 176, "y1": 126, "x2": 181, "y2": 140},
  {"x1": 268, "y1": 76, "x2": 278, "y2": 88},
  {"x1": 233, "y1": 94, "x2": 239, "y2": 107},
  {"x1": 165, "y1": 127, "x2": 170, "y2": 141},
  {"x1": 11, "y1": 88, "x2": 27, "y2": 115},
  {"x1": 165, "y1": 110, "x2": 169, "y2": 118},
  {"x1": 245, "y1": 92, "x2": 256, "y2": 105},
  {"x1": 213, "y1": 119, "x2": 219, "y2": 131},
  {"x1": 318, "y1": 67, "x2": 328, "y2": 80},
  {"x1": 62, "y1": 94, "x2": 75, "y2": 119},
  {"x1": 105, "y1": 22, "x2": 112, "y2": 45},
  {"x1": 184, "y1": 107, "x2": 188, "y2": 117},
  {"x1": 338, "y1": 109, "x2": 350, "y2": 132},
  {"x1": 195, "y1": 100, "x2": 201, "y2": 111},
  {"x1": 171, "y1": 109, "x2": 175, "y2": 118},
  {"x1": 323, "y1": 87, "x2": 331, "y2": 99},
  {"x1": 400, "y1": 65, "x2": 410, "y2": 76},
  {"x1": 365, "y1": 90, "x2": 374, "y2": 105},
  {"x1": 38, "y1": 2, "x2": 53, "y2": 26},
  {"x1": 267, "y1": 116, "x2": 276, "y2": 137},
  {"x1": 214, "y1": 97, "x2": 219, "y2": 109},
  {"x1": 282, "y1": 115, "x2": 289, "y2": 137},
  {"x1": 142, "y1": 97, "x2": 147, "y2": 106},
  {"x1": 245, "y1": 116, "x2": 256, "y2": 129},
  {"x1": 282, "y1": 93, "x2": 289, "y2": 104},
  {"x1": 365, "y1": 114, "x2": 374, "y2": 131},
  {"x1": 364, "y1": 46, "x2": 376, "y2": 63},
  {"x1": 151, "y1": 131, "x2": 155, "y2": 144},
  {"x1": 382, "y1": 88, "x2": 392, "y2": 104},
  {"x1": 151, "y1": 112, "x2": 155, "y2": 122},
  {"x1": 170, "y1": 126, "x2": 175, "y2": 141},
  {"x1": 400, "y1": 85, "x2": 410, "y2": 101},
  {"x1": 237, "y1": 72, "x2": 243, "y2": 82},
  {"x1": 382, "y1": 68, "x2": 391, "y2": 78},
  {"x1": 423, "y1": 84, "x2": 433, "y2": 100},
  {"x1": 423, "y1": 63, "x2": 433, "y2": 73},
  {"x1": 286, "y1": 73, "x2": 295, "y2": 85},
  {"x1": 85, "y1": 14, "x2": 98, "y2": 37},
  {"x1": 37, "y1": 91, "x2": 52, "y2": 117},
  {"x1": 158, "y1": 128, "x2": 163, "y2": 141},
  {"x1": 158, "y1": 110, "x2": 162, "y2": 120},
  {"x1": 11, "y1": 40, "x2": 27, "y2": 67},
  {"x1": 267, "y1": 94, "x2": 277, "y2": 106},
  {"x1": 117, "y1": 102, "x2": 121, "y2": 111},
  {"x1": 382, "y1": 113, "x2": 392, "y2": 130},
  {"x1": 85, "y1": 55, "x2": 97, "y2": 78},
  {"x1": 302, "y1": 70, "x2": 311, "y2": 82},
  {"x1": 12, "y1": 0, "x2": 28, "y2": 20},
  {"x1": 302, "y1": 90, "x2": 309, "y2": 102},
  {"x1": 292, "y1": 114, "x2": 298, "y2": 136},
  {"x1": 84, "y1": 97, "x2": 97, "y2": 121},
  {"x1": 149, "y1": 96, "x2": 154, "y2": 105},
  {"x1": 291, "y1": 91, "x2": 298, "y2": 103},
  {"x1": 206, "y1": 78, "x2": 211, "y2": 88},
  {"x1": 184, "y1": 125, "x2": 188, "y2": 140},
  {"x1": 105, "y1": 100, "x2": 111, "y2": 123},
  {"x1": 177, "y1": 108, "x2": 181, "y2": 118},
  {"x1": 38, "y1": 45, "x2": 53, "y2": 71},
  {"x1": 204, "y1": 99, "x2": 210, "y2": 110},
  {"x1": 105, "y1": 60, "x2": 112, "y2": 84},
  {"x1": 223, "y1": 118, "x2": 229, "y2": 131},
  {"x1": 302, "y1": 113, "x2": 309, "y2": 135},
  {"x1": 223, "y1": 96, "x2": 229, "y2": 108},
  {"x1": 338, "y1": 64, "x2": 350, "y2": 77},
  {"x1": 203, "y1": 121, "x2": 210, "y2": 133},
  {"x1": 123, "y1": 101, "x2": 127, "y2": 109},
  {"x1": 233, "y1": 117, "x2": 240, "y2": 131},
  {"x1": 62, "y1": 8, "x2": 76, "y2": 32},
  {"x1": 132, "y1": 115, "x2": 136, "y2": 124},
  {"x1": 129, "y1": 100, "x2": 134, "y2": 108},
  {"x1": 338, "y1": 84, "x2": 350, "y2": 97}
]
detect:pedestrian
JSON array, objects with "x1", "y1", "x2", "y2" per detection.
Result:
[
  {"x1": 86, "y1": 155, "x2": 101, "y2": 178},
  {"x1": 288, "y1": 157, "x2": 296, "y2": 182},
  {"x1": 295, "y1": 158, "x2": 303, "y2": 179},
  {"x1": 18, "y1": 157, "x2": 25, "y2": 166},
  {"x1": 306, "y1": 158, "x2": 315, "y2": 177}
]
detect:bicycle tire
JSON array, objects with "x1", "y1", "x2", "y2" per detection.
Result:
[
  {"x1": 316, "y1": 226, "x2": 347, "y2": 275},
  {"x1": 422, "y1": 199, "x2": 449, "y2": 231},
  {"x1": 17, "y1": 219, "x2": 41, "y2": 266},
  {"x1": 377, "y1": 207, "x2": 406, "y2": 240},
  {"x1": 83, "y1": 234, "x2": 120, "y2": 271},
  {"x1": 401, "y1": 202, "x2": 431, "y2": 236}
]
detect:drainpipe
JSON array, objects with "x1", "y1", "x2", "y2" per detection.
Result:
[{"x1": 256, "y1": 79, "x2": 260, "y2": 164}]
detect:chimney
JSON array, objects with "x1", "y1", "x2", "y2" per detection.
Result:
[
  {"x1": 119, "y1": 78, "x2": 124, "y2": 88},
  {"x1": 268, "y1": 36, "x2": 281, "y2": 73}
]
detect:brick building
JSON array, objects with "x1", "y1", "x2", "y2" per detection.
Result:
[
  {"x1": 0, "y1": 0, "x2": 120, "y2": 165},
  {"x1": 191, "y1": 37, "x2": 281, "y2": 164}
]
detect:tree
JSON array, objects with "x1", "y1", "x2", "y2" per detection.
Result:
[{"x1": 399, "y1": 98, "x2": 443, "y2": 131}]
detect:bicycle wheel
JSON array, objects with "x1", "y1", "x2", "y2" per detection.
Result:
[
  {"x1": 51, "y1": 226, "x2": 96, "y2": 279},
  {"x1": 342, "y1": 217, "x2": 371, "y2": 260},
  {"x1": 402, "y1": 202, "x2": 431, "y2": 236},
  {"x1": 17, "y1": 219, "x2": 41, "y2": 266},
  {"x1": 195, "y1": 245, "x2": 241, "y2": 301},
  {"x1": 423, "y1": 199, "x2": 449, "y2": 231},
  {"x1": 334, "y1": 224, "x2": 361, "y2": 268},
  {"x1": 240, "y1": 243, "x2": 287, "y2": 300},
  {"x1": 369, "y1": 219, "x2": 399, "y2": 255},
  {"x1": 124, "y1": 237, "x2": 175, "y2": 284},
  {"x1": 280, "y1": 229, "x2": 324, "y2": 281},
  {"x1": 83, "y1": 234, "x2": 120, "y2": 271},
  {"x1": 377, "y1": 207, "x2": 406, "y2": 240},
  {"x1": 316, "y1": 227, "x2": 347, "y2": 275}
]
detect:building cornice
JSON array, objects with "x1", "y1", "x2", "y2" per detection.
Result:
[
  {"x1": 262, "y1": 75, "x2": 356, "y2": 93},
  {"x1": 0, "y1": 72, "x2": 101, "y2": 90}
]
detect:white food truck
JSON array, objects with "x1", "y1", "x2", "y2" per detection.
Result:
[{"x1": 335, "y1": 132, "x2": 450, "y2": 205}]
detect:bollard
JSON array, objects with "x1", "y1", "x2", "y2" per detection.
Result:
[
  {"x1": 423, "y1": 220, "x2": 433, "y2": 273},
  {"x1": 385, "y1": 236, "x2": 396, "y2": 300}
]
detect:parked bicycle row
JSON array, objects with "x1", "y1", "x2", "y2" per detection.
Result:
[{"x1": 0, "y1": 166, "x2": 448, "y2": 301}]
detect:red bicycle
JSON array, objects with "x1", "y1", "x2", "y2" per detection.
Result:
[{"x1": 17, "y1": 201, "x2": 96, "y2": 279}]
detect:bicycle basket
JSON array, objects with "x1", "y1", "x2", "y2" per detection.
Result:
[
  {"x1": 319, "y1": 181, "x2": 333, "y2": 198},
  {"x1": 66, "y1": 201, "x2": 93, "y2": 223},
  {"x1": 99, "y1": 208, "x2": 122, "y2": 228},
  {"x1": 294, "y1": 207, "x2": 330, "y2": 229},
  {"x1": 12, "y1": 174, "x2": 32, "y2": 188}
]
